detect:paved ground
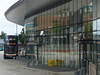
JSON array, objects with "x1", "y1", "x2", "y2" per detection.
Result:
[
  {"x1": 0, "y1": 51, "x2": 51, "y2": 75},
  {"x1": 0, "y1": 51, "x2": 76, "y2": 75},
  {"x1": 31, "y1": 64, "x2": 76, "y2": 72},
  {"x1": 14, "y1": 57, "x2": 76, "y2": 72}
]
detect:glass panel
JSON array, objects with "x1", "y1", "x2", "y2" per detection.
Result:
[
  {"x1": 73, "y1": 33, "x2": 78, "y2": 68},
  {"x1": 83, "y1": 5, "x2": 88, "y2": 21},
  {"x1": 78, "y1": 24, "x2": 82, "y2": 33},
  {"x1": 88, "y1": 2, "x2": 93, "y2": 20},
  {"x1": 61, "y1": 4, "x2": 65, "y2": 26},
  {"x1": 70, "y1": 25, "x2": 73, "y2": 33},
  {"x1": 65, "y1": 3, "x2": 70, "y2": 25},
  {"x1": 74, "y1": 0, "x2": 78, "y2": 23},
  {"x1": 70, "y1": 0, "x2": 74, "y2": 24},
  {"x1": 38, "y1": 14, "x2": 42, "y2": 30},
  {"x1": 97, "y1": 31, "x2": 100, "y2": 75},
  {"x1": 97, "y1": 0, "x2": 100, "y2": 18},
  {"x1": 70, "y1": 34, "x2": 74, "y2": 67},
  {"x1": 63, "y1": 27, "x2": 70, "y2": 67},
  {"x1": 50, "y1": 9, "x2": 54, "y2": 61},
  {"x1": 63, "y1": 34, "x2": 67, "y2": 67},
  {"x1": 93, "y1": 43, "x2": 97, "y2": 65},
  {"x1": 93, "y1": 32, "x2": 97, "y2": 40},
  {"x1": 88, "y1": 21, "x2": 93, "y2": 32},
  {"x1": 83, "y1": 22, "x2": 93, "y2": 39},
  {"x1": 82, "y1": 0, "x2": 87, "y2": 7},
  {"x1": 78, "y1": 0, "x2": 83, "y2": 23},
  {"x1": 93, "y1": 0, "x2": 97, "y2": 19},
  {"x1": 87, "y1": 44, "x2": 91, "y2": 60},
  {"x1": 74, "y1": 24, "x2": 77, "y2": 33},
  {"x1": 57, "y1": 6, "x2": 61, "y2": 27},
  {"x1": 97, "y1": 19, "x2": 100, "y2": 31},
  {"x1": 26, "y1": 45, "x2": 35, "y2": 60},
  {"x1": 93, "y1": 20, "x2": 97, "y2": 31}
]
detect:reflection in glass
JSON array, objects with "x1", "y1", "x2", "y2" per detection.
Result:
[{"x1": 97, "y1": 19, "x2": 100, "y2": 30}]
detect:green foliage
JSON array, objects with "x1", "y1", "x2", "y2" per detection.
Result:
[
  {"x1": 0, "y1": 31, "x2": 6, "y2": 39},
  {"x1": 51, "y1": 21, "x2": 61, "y2": 34},
  {"x1": 84, "y1": 22, "x2": 93, "y2": 39},
  {"x1": 18, "y1": 28, "x2": 25, "y2": 44},
  {"x1": 84, "y1": 22, "x2": 93, "y2": 32}
]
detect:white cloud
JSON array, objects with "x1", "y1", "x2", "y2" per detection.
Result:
[{"x1": 0, "y1": 0, "x2": 23, "y2": 35}]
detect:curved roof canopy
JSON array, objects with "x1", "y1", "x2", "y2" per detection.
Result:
[{"x1": 5, "y1": 0, "x2": 70, "y2": 26}]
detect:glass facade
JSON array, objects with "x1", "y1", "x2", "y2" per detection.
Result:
[{"x1": 24, "y1": 0, "x2": 100, "y2": 74}]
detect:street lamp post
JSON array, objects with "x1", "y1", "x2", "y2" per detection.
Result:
[{"x1": 16, "y1": 24, "x2": 18, "y2": 35}]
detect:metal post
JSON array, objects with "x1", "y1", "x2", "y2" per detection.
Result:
[
  {"x1": 26, "y1": 61, "x2": 30, "y2": 67},
  {"x1": 36, "y1": 45, "x2": 39, "y2": 65},
  {"x1": 31, "y1": 59, "x2": 34, "y2": 67},
  {"x1": 16, "y1": 24, "x2": 17, "y2": 35},
  {"x1": 82, "y1": 67, "x2": 86, "y2": 75},
  {"x1": 13, "y1": 56, "x2": 16, "y2": 60},
  {"x1": 74, "y1": 70, "x2": 79, "y2": 75}
]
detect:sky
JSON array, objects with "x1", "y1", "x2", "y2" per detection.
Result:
[{"x1": 0, "y1": 0, "x2": 23, "y2": 35}]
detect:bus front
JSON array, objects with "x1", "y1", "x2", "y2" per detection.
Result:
[{"x1": 4, "y1": 35, "x2": 18, "y2": 59}]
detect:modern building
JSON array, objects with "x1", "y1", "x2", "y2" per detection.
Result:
[{"x1": 5, "y1": 0, "x2": 100, "y2": 75}]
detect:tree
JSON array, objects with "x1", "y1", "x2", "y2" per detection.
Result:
[
  {"x1": 0, "y1": 31, "x2": 6, "y2": 39},
  {"x1": 18, "y1": 28, "x2": 25, "y2": 44}
]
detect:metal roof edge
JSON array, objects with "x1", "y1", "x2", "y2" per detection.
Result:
[{"x1": 5, "y1": 0, "x2": 27, "y2": 16}]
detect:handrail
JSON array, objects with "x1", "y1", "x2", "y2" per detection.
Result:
[{"x1": 89, "y1": 62, "x2": 96, "y2": 67}]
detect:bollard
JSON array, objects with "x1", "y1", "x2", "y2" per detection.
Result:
[
  {"x1": 13, "y1": 56, "x2": 16, "y2": 60},
  {"x1": 31, "y1": 60, "x2": 34, "y2": 67},
  {"x1": 26, "y1": 61, "x2": 30, "y2": 67},
  {"x1": 16, "y1": 56, "x2": 19, "y2": 60},
  {"x1": 79, "y1": 69, "x2": 82, "y2": 75},
  {"x1": 70, "y1": 60, "x2": 73, "y2": 67},
  {"x1": 81, "y1": 68, "x2": 83, "y2": 75},
  {"x1": 82, "y1": 67, "x2": 86, "y2": 75},
  {"x1": 62, "y1": 60, "x2": 64, "y2": 67},
  {"x1": 74, "y1": 68, "x2": 86, "y2": 75},
  {"x1": 18, "y1": 56, "x2": 21, "y2": 59},
  {"x1": 36, "y1": 60, "x2": 39, "y2": 65},
  {"x1": 74, "y1": 70, "x2": 79, "y2": 75}
]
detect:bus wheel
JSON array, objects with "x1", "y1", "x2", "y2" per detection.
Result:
[{"x1": 4, "y1": 54, "x2": 7, "y2": 59}]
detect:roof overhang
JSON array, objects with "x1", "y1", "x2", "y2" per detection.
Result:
[
  {"x1": 5, "y1": 0, "x2": 27, "y2": 26},
  {"x1": 5, "y1": 0, "x2": 70, "y2": 26}
]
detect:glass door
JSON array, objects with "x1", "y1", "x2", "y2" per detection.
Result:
[{"x1": 79, "y1": 43, "x2": 93, "y2": 74}]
